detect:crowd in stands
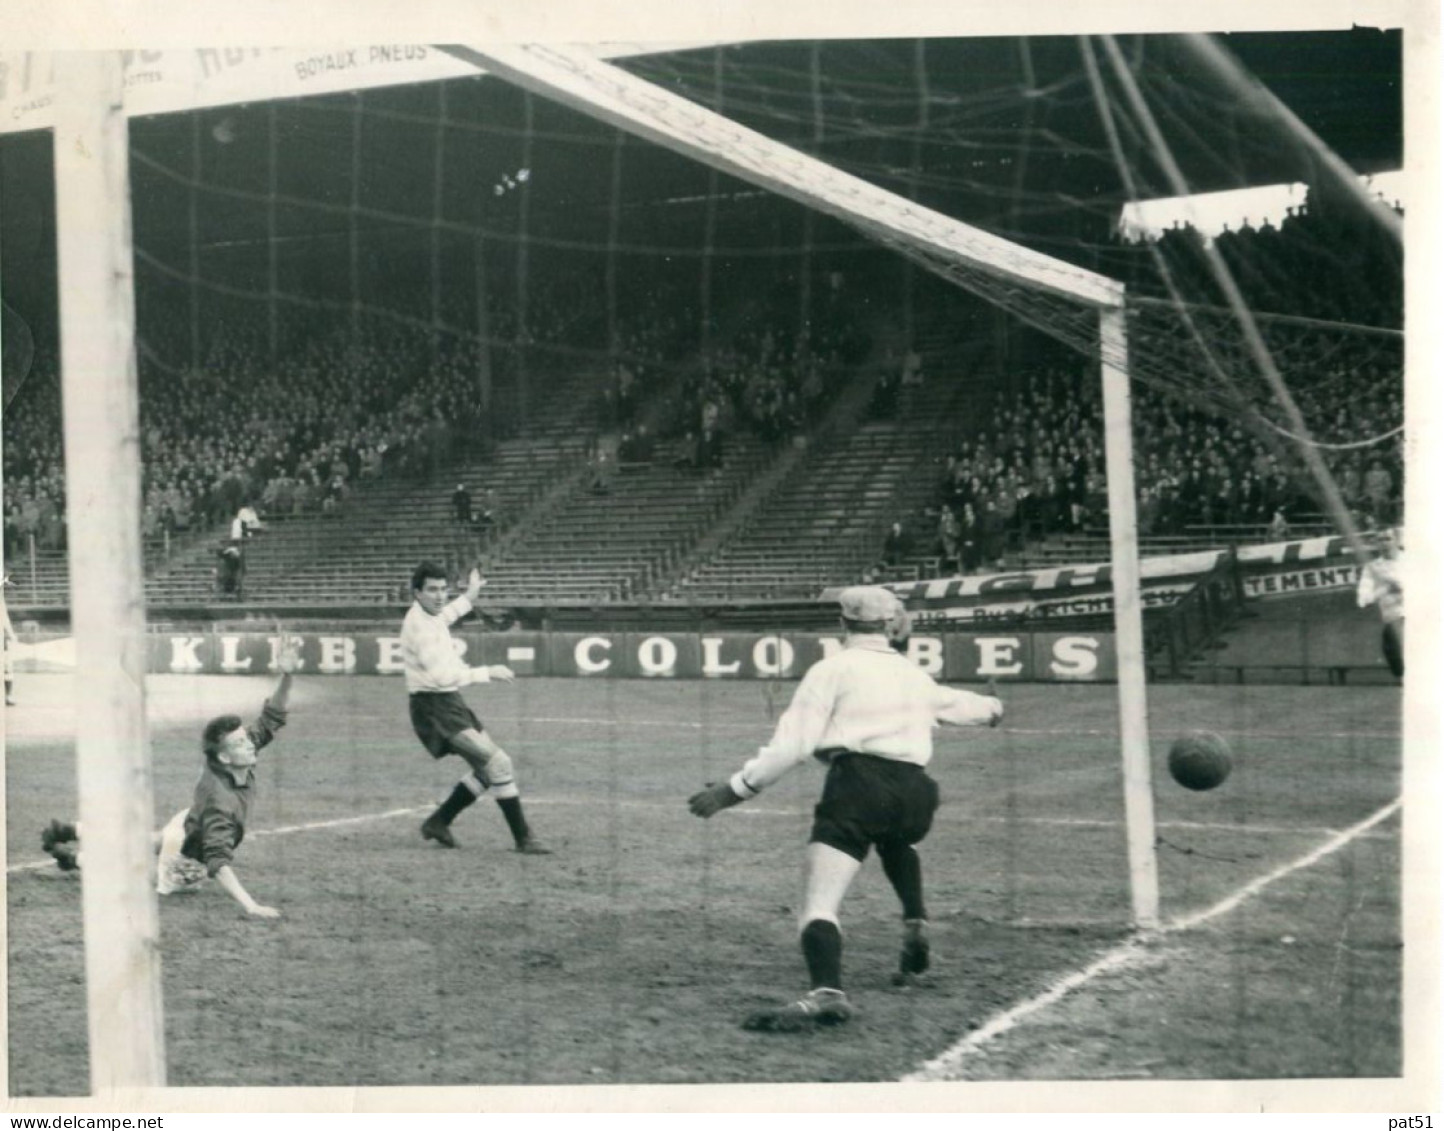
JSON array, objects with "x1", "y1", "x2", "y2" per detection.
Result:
[
  {"x1": 2, "y1": 344, "x2": 67, "y2": 556},
  {"x1": 2, "y1": 277, "x2": 594, "y2": 559},
  {"x1": 5, "y1": 184, "x2": 1404, "y2": 603},
  {"x1": 1122, "y1": 187, "x2": 1403, "y2": 331},
  {"x1": 873, "y1": 188, "x2": 1406, "y2": 577},
  {"x1": 3, "y1": 261, "x2": 873, "y2": 565},
  {"x1": 886, "y1": 362, "x2": 1401, "y2": 577},
  {"x1": 588, "y1": 268, "x2": 871, "y2": 484}
]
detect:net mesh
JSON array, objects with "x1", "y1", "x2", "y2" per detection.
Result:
[
  {"x1": 4, "y1": 35, "x2": 1404, "y2": 563},
  {"x1": 0, "y1": 34, "x2": 1407, "y2": 1090},
  {"x1": 625, "y1": 36, "x2": 1404, "y2": 518}
]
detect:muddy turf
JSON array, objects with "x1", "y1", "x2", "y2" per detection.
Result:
[{"x1": 6, "y1": 675, "x2": 1401, "y2": 1093}]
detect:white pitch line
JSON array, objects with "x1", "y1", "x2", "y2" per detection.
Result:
[
  {"x1": 252, "y1": 807, "x2": 428, "y2": 838},
  {"x1": 1165, "y1": 798, "x2": 1401, "y2": 932},
  {"x1": 902, "y1": 797, "x2": 1402, "y2": 1083}
]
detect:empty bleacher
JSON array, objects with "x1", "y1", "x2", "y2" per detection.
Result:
[
  {"x1": 671, "y1": 328, "x2": 996, "y2": 601},
  {"x1": 479, "y1": 434, "x2": 774, "y2": 604}
]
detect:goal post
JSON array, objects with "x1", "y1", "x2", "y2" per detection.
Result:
[
  {"x1": 1100, "y1": 305, "x2": 1160, "y2": 929},
  {"x1": 53, "y1": 50, "x2": 167, "y2": 1091},
  {"x1": 435, "y1": 43, "x2": 1124, "y2": 310},
  {"x1": 439, "y1": 40, "x2": 1161, "y2": 929}
]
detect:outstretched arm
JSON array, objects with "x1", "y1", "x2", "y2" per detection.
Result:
[
  {"x1": 194, "y1": 809, "x2": 277, "y2": 917},
  {"x1": 934, "y1": 679, "x2": 1004, "y2": 728},
  {"x1": 214, "y1": 865, "x2": 279, "y2": 919},
  {"x1": 689, "y1": 667, "x2": 834, "y2": 817}
]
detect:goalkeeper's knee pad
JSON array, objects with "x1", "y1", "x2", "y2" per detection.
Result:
[{"x1": 482, "y1": 749, "x2": 515, "y2": 790}]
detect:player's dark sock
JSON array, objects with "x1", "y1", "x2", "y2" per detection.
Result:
[
  {"x1": 495, "y1": 796, "x2": 532, "y2": 845},
  {"x1": 878, "y1": 842, "x2": 927, "y2": 921},
  {"x1": 432, "y1": 782, "x2": 479, "y2": 825},
  {"x1": 800, "y1": 919, "x2": 843, "y2": 991},
  {"x1": 1383, "y1": 622, "x2": 1403, "y2": 678}
]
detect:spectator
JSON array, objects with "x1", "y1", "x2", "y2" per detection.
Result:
[
  {"x1": 474, "y1": 489, "x2": 498, "y2": 536},
  {"x1": 978, "y1": 499, "x2": 1006, "y2": 569},
  {"x1": 588, "y1": 450, "x2": 614, "y2": 496},
  {"x1": 959, "y1": 503, "x2": 981, "y2": 574},
  {"x1": 868, "y1": 370, "x2": 900, "y2": 420},
  {"x1": 698, "y1": 424, "x2": 725, "y2": 471},
  {"x1": 632, "y1": 423, "x2": 655, "y2": 463},
  {"x1": 452, "y1": 483, "x2": 474, "y2": 526},
  {"x1": 230, "y1": 502, "x2": 264, "y2": 542},
  {"x1": 937, "y1": 507, "x2": 961, "y2": 573},
  {"x1": 881, "y1": 521, "x2": 913, "y2": 567},
  {"x1": 1363, "y1": 459, "x2": 1393, "y2": 523},
  {"x1": 901, "y1": 347, "x2": 924, "y2": 387},
  {"x1": 672, "y1": 431, "x2": 700, "y2": 472},
  {"x1": 322, "y1": 475, "x2": 348, "y2": 514},
  {"x1": 215, "y1": 541, "x2": 244, "y2": 599}
]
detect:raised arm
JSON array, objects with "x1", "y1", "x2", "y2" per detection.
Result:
[{"x1": 269, "y1": 625, "x2": 302, "y2": 710}]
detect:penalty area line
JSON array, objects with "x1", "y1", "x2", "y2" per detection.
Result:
[{"x1": 902, "y1": 797, "x2": 1402, "y2": 1083}]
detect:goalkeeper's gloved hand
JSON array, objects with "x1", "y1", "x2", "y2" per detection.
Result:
[{"x1": 688, "y1": 781, "x2": 745, "y2": 819}]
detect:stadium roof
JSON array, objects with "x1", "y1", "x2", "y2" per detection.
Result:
[{"x1": 0, "y1": 30, "x2": 1404, "y2": 329}]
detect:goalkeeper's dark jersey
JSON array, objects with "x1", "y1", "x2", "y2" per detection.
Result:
[{"x1": 180, "y1": 700, "x2": 287, "y2": 876}]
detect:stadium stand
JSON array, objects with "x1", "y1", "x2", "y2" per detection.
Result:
[
  {"x1": 671, "y1": 312, "x2": 999, "y2": 600},
  {"x1": 3, "y1": 191, "x2": 1404, "y2": 613}
]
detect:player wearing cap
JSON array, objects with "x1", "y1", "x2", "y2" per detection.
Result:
[
  {"x1": 688, "y1": 585, "x2": 1003, "y2": 1031},
  {"x1": 403, "y1": 561, "x2": 550, "y2": 854}
]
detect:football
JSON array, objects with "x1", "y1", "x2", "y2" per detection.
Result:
[{"x1": 1168, "y1": 730, "x2": 1233, "y2": 791}]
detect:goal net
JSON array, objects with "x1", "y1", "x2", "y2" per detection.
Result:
[{"x1": 0, "y1": 33, "x2": 1408, "y2": 1092}]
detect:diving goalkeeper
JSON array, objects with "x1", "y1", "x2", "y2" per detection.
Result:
[{"x1": 42, "y1": 631, "x2": 302, "y2": 918}]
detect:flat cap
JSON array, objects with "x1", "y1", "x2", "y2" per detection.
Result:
[{"x1": 837, "y1": 585, "x2": 905, "y2": 623}]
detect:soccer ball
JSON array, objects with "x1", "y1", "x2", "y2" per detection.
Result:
[{"x1": 1168, "y1": 731, "x2": 1232, "y2": 791}]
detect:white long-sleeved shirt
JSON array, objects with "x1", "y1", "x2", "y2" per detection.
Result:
[
  {"x1": 400, "y1": 595, "x2": 492, "y2": 694},
  {"x1": 1356, "y1": 556, "x2": 1403, "y2": 624},
  {"x1": 729, "y1": 634, "x2": 1002, "y2": 800}
]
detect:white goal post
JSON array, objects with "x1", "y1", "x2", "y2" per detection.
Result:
[{"x1": 52, "y1": 50, "x2": 167, "y2": 1090}]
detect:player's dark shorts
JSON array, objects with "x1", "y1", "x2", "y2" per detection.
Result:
[
  {"x1": 809, "y1": 751, "x2": 940, "y2": 862},
  {"x1": 409, "y1": 691, "x2": 484, "y2": 758}
]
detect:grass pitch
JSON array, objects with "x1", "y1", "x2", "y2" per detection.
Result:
[{"x1": 6, "y1": 674, "x2": 1400, "y2": 1093}]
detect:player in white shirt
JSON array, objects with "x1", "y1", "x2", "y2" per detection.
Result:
[
  {"x1": 402, "y1": 561, "x2": 550, "y2": 853},
  {"x1": 689, "y1": 585, "x2": 1002, "y2": 1031},
  {"x1": 1356, "y1": 528, "x2": 1404, "y2": 678}
]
